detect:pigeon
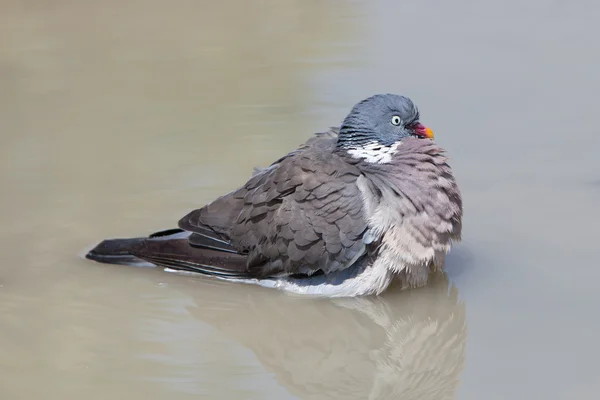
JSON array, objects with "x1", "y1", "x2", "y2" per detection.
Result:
[{"x1": 86, "y1": 94, "x2": 463, "y2": 297}]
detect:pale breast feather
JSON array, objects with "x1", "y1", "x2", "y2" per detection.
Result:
[{"x1": 352, "y1": 138, "x2": 463, "y2": 287}]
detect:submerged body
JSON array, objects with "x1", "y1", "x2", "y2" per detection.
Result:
[{"x1": 86, "y1": 94, "x2": 463, "y2": 297}]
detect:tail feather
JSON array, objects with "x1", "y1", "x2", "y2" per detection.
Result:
[
  {"x1": 141, "y1": 256, "x2": 246, "y2": 278},
  {"x1": 85, "y1": 228, "x2": 252, "y2": 279},
  {"x1": 85, "y1": 237, "x2": 153, "y2": 267}
]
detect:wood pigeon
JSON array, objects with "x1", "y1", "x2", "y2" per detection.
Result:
[{"x1": 86, "y1": 94, "x2": 463, "y2": 297}]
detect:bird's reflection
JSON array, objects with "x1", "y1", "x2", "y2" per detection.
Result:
[{"x1": 152, "y1": 272, "x2": 467, "y2": 400}]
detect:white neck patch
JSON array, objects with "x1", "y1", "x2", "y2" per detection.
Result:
[{"x1": 347, "y1": 141, "x2": 402, "y2": 164}]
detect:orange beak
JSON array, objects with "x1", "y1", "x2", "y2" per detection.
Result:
[
  {"x1": 424, "y1": 126, "x2": 434, "y2": 139},
  {"x1": 414, "y1": 123, "x2": 435, "y2": 139}
]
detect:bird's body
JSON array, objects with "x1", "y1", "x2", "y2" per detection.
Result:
[{"x1": 86, "y1": 94, "x2": 463, "y2": 297}]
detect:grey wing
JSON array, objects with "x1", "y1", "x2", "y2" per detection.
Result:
[{"x1": 178, "y1": 129, "x2": 370, "y2": 279}]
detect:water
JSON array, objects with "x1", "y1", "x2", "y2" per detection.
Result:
[{"x1": 1, "y1": 0, "x2": 599, "y2": 399}]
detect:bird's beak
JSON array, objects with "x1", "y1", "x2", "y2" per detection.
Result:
[{"x1": 414, "y1": 123, "x2": 435, "y2": 139}]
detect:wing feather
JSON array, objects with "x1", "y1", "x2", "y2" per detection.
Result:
[{"x1": 177, "y1": 129, "x2": 369, "y2": 279}]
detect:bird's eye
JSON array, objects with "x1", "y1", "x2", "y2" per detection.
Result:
[{"x1": 391, "y1": 116, "x2": 402, "y2": 126}]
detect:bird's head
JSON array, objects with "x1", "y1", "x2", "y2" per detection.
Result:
[{"x1": 337, "y1": 94, "x2": 434, "y2": 155}]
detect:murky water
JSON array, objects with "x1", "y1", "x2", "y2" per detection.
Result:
[{"x1": 1, "y1": 0, "x2": 599, "y2": 399}]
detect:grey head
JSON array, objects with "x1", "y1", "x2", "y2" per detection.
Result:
[{"x1": 336, "y1": 94, "x2": 434, "y2": 150}]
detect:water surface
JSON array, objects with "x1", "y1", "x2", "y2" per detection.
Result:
[{"x1": 1, "y1": 1, "x2": 599, "y2": 399}]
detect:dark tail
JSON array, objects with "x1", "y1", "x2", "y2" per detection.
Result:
[
  {"x1": 85, "y1": 237, "x2": 155, "y2": 267},
  {"x1": 85, "y1": 228, "x2": 188, "y2": 267},
  {"x1": 85, "y1": 228, "x2": 250, "y2": 278}
]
